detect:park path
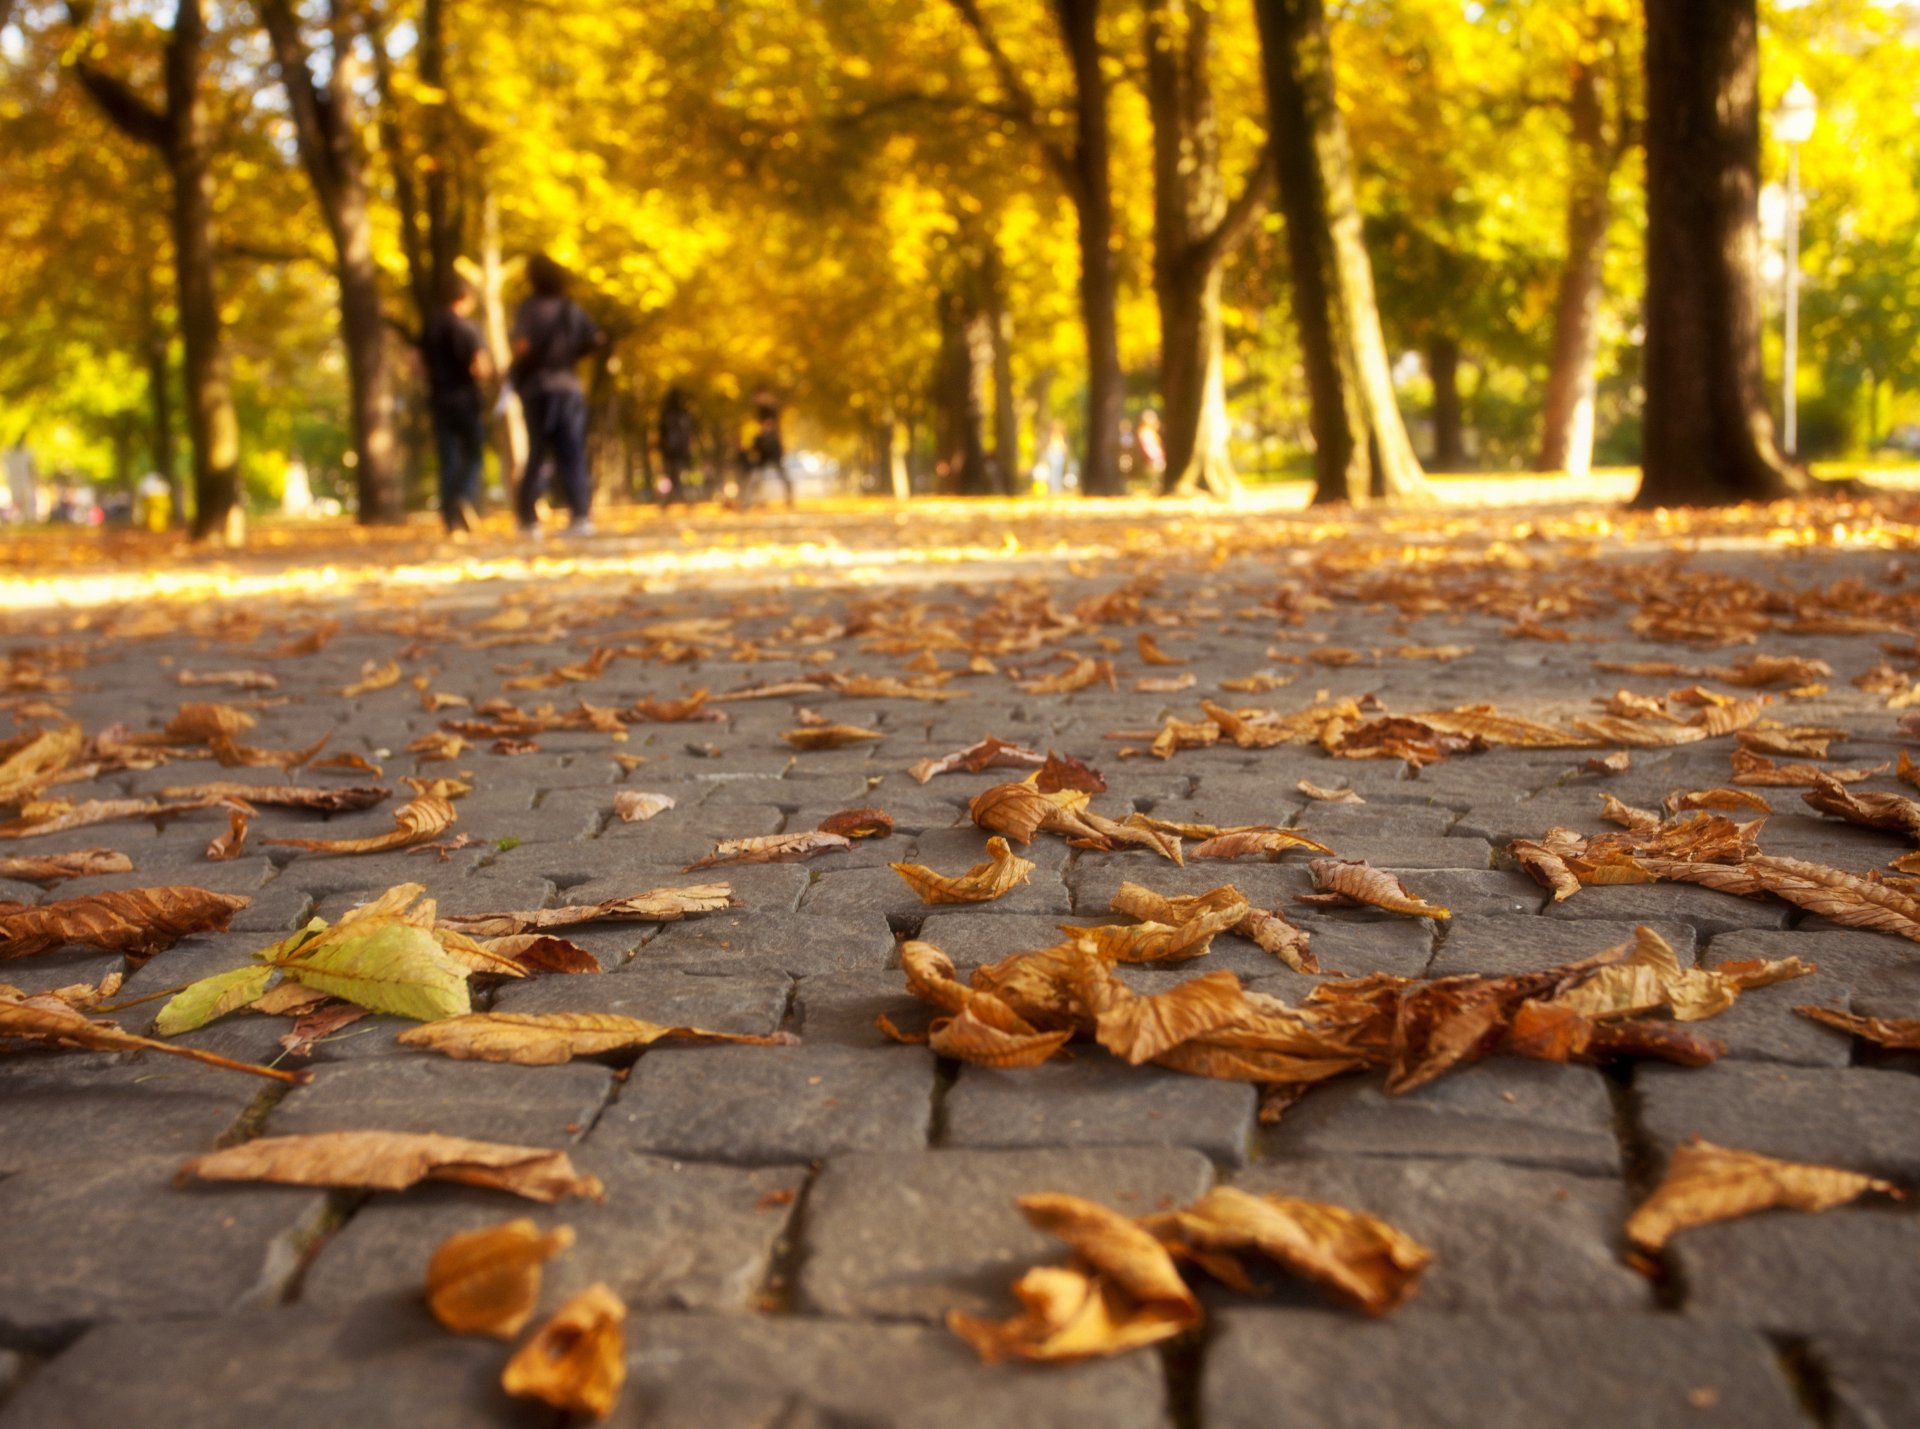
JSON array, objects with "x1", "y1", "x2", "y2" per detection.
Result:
[{"x1": 1, "y1": 495, "x2": 1916, "y2": 1428}]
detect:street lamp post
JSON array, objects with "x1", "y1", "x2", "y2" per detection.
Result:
[{"x1": 1775, "y1": 78, "x2": 1818, "y2": 461}]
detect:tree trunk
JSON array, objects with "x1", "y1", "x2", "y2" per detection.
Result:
[
  {"x1": 257, "y1": 0, "x2": 405, "y2": 523},
  {"x1": 984, "y1": 245, "x2": 1019, "y2": 494},
  {"x1": 140, "y1": 271, "x2": 179, "y2": 522},
  {"x1": 935, "y1": 286, "x2": 992, "y2": 495},
  {"x1": 1254, "y1": 0, "x2": 1424, "y2": 504},
  {"x1": 1634, "y1": 0, "x2": 1798, "y2": 505},
  {"x1": 479, "y1": 187, "x2": 526, "y2": 505},
  {"x1": 1539, "y1": 58, "x2": 1613, "y2": 478},
  {"x1": 1053, "y1": 0, "x2": 1124, "y2": 496},
  {"x1": 1427, "y1": 336, "x2": 1464, "y2": 470},
  {"x1": 1146, "y1": 0, "x2": 1255, "y2": 498},
  {"x1": 69, "y1": 0, "x2": 242, "y2": 540}
]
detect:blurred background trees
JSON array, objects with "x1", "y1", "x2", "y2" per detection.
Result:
[{"x1": 0, "y1": 0, "x2": 1915, "y2": 525}]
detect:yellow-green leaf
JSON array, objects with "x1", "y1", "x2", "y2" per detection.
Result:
[
  {"x1": 154, "y1": 963, "x2": 278, "y2": 1036},
  {"x1": 272, "y1": 919, "x2": 471, "y2": 1022}
]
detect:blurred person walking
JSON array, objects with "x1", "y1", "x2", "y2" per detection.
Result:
[
  {"x1": 422, "y1": 276, "x2": 491, "y2": 534},
  {"x1": 510, "y1": 254, "x2": 605, "y2": 537},
  {"x1": 740, "y1": 392, "x2": 792, "y2": 510}
]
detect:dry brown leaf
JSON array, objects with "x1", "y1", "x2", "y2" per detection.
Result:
[
  {"x1": 1020, "y1": 654, "x2": 1116, "y2": 695},
  {"x1": 1190, "y1": 828, "x2": 1333, "y2": 861},
  {"x1": 1297, "y1": 780, "x2": 1364, "y2": 804},
  {"x1": 1093, "y1": 971, "x2": 1249, "y2": 1063},
  {"x1": 1802, "y1": 774, "x2": 1920, "y2": 843},
  {"x1": 1665, "y1": 788, "x2": 1773, "y2": 815},
  {"x1": 1599, "y1": 793, "x2": 1662, "y2": 831},
  {"x1": 781, "y1": 724, "x2": 884, "y2": 750},
  {"x1": 0, "y1": 848, "x2": 132, "y2": 886},
  {"x1": 1172, "y1": 1186, "x2": 1432, "y2": 1314},
  {"x1": 1034, "y1": 752, "x2": 1107, "y2": 794},
  {"x1": 311, "y1": 751, "x2": 385, "y2": 776},
  {"x1": 437, "y1": 885, "x2": 736, "y2": 938},
  {"x1": 1584, "y1": 751, "x2": 1633, "y2": 775},
  {"x1": 1408, "y1": 707, "x2": 1598, "y2": 749},
  {"x1": 205, "y1": 803, "x2": 250, "y2": 861},
  {"x1": 1793, "y1": 1005, "x2": 1920, "y2": 1050},
  {"x1": 263, "y1": 795, "x2": 455, "y2": 856},
  {"x1": 277, "y1": 1001, "x2": 368, "y2": 1057},
  {"x1": 1302, "y1": 860, "x2": 1451, "y2": 919},
  {"x1": 1070, "y1": 902, "x2": 1247, "y2": 963},
  {"x1": 426, "y1": 1219, "x2": 576, "y2": 1338},
  {"x1": 1626, "y1": 1139, "x2": 1901, "y2": 1251},
  {"x1": 910, "y1": 735, "x2": 1049, "y2": 784},
  {"x1": 1508, "y1": 839, "x2": 1581, "y2": 902},
  {"x1": 1747, "y1": 855, "x2": 1920, "y2": 943},
  {"x1": 407, "y1": 732, "x2": 470, "y2": 762},
  {"x1": 1570, "y1": 715, "x2": 1708, "y2": 748},
  {"x1": 1135, "y1": 672, "x2": 1197, "y2": 694},
  {"x1": 891, "y1": 837, "x2": 1036, "y2": 904},
  {"x1": 1546, "y1": 926, "x2": 1813, "y2": 1022},
  {"x1": 1729, "y1": 750, "x2": 1883, "y2": 787},
  {"x1": 0, "y1": 795, "x2": 220, "y2": 840},
  {"x1": 1137, "y1": 632, "x2": 1187, "y2": 666},
  {"x1": 817, "y1": 807, "x2": 894, "y2": 839},
  {"x1": 684, "y1": 830, "x2": 851, "y2": 870},
  {"x1": 177, "y1": 669, "x2": 279, "y2": 691},
  {"x1": 0, "y1": 725, "x2": 83, "y2": 807},
  {"x1": 178, "y1": 1130, "x2": 605, "y2": 1203},
  {"x1": 1109, "y1": 881, "x2": 1317, "y2": 973},
  {"x1": 968, "y1": 782, "x2": 1069, "y2": 843},
  {"x1": 164, "y1": 702, "x2": 258, "y2": 742},
  {"x1": 501, "y1": 1283, "x2": 627, "y2": 1420},
  {"x1": 397, "y1": 1011, "x2": 792, "y2": 1065},
  {"x1": 0, "y1": 995, "x2": 303, "y2": 1084},
  {"x1": 0, "y1": 886, "x2": 249, "y2": 960},
  {"x1": 1736, "y1": 725, "x2": 1842, "y2": 759},
  {"x1": 612, "y1": 791, "x2": 675, "y2": 823},
  {"x1": 159, "y1": 781, "x2": 389, "y2": 812},
  {"x1": 342, "y1": 660, "x2": 403, "y2": 697}
]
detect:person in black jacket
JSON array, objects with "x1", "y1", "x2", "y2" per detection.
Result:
[
  {"x1": 741, "y1": 391, "x2": 792, "y2": 510},
  {"x1": 510, "y1": 254, "x2": 605, "y2": 537},
  {"x1": 420, "y1": 276, "x2": 490, "y2": 534},
  {"x1": 657, "y1": 388, "x2": 696, "y2": 506}
]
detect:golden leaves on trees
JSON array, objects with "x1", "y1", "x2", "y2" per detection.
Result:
[{"x1": 1626, "y1": 1140, "x2": 1901, "y2": 1251}]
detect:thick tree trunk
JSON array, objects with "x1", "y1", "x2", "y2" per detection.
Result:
[
  {"x1": 1635, "y1": 0, "x2": 1798, "y2": 505},
  {"x1": 257, "y1": 0, "x2": 405, "y2": 524},
  {"x1": 935, "y1": 286, "x2": 993, "y2": 495},
  {"x1": 1146, "y1": 0, "x2": 1250, "y2": 499},
  {"x1": 984, "y1": 246, "x2": 1019, "y2": 494},
  {"x1": 140, "y1": 274, "x2": 179, "y2": 522},
  {"x1": 1255, "y1": 0, "x2": 1424, "y2": 504},
  {"x1": 1539, "y1": 59, "x2": 1613, "y2": 478},
  {"x1": 1427, "y1": 336, "x2": 1464, "y2": 470},
  {"x1": 1053, "y1": 0, "x2": 1124, "y2": 497},
  {"x1": 479, "y1": 188, "x2": 526, "y2": 505}
]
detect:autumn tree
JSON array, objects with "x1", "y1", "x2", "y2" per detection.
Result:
[
  {"x1": 65, "y1": 0, "x2": 242, "y2": 539},
  {"x1": 950, "y1": 0, "x2": 1125, "y2": 496},
  {"x1": 1253, "y1": 0, "x2": 1424, "y2": 502},
  {"x1": 1634, "y1": 0, "x2": 1798, "y2": 505},
  {"x1": 1144, "y1": 0, "x2": 1268, "y2": 497},
  {"x1": 256, "y1": 0, "x2": 404, "y2": 523}
]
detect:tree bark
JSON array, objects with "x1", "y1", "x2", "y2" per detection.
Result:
[
  {"x1": 1427, "y1": 336, "x2": 1464, "y2": 470},
  {"x1": 1146, "y1": 0, "x2": 1264, "y2": 498},
  {"x1": 1254, "y1": 0, "x2": 1424, "y2": 504},
  {"x1": 1539, "y1": 57, "x2": 1615, "y2": 477},
  {"x1": 69, "y1": 0, "x2": 243, "y2": 540},
  {"x1": 984, "y1": 244, "x2": 1019, "y2": 494},
  {"x1": 1634, "y1": 0, "x2": 1798, "y2": 505},
  {"x1": 139, "y1": 268, "x2": 179, "y2": 521},
  {"x1": 479, "y1": 186, "x2": 526, "y2": 504},
  {"x1": 935, "y1": 285, "x2": 993, "y2": 495},
  {"x1": 257, "y1": 0, "x2": 405, "y2": 523}
]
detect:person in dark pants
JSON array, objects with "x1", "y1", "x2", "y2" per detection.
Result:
[
  {"x1": 742, "y1": 391, "x2": 792, "y2": 509},
  {"x1": 510, "y1": 253, "x2": 605, "y2": 538},
  {"x1": 421, "y1": 276, "x2": 489, "y2": 534},
  {"x1": 657, "y1": 387, "x2": 696, "y2": 506}
]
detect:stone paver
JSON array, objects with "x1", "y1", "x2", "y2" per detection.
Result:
[{"x1": 2, "y1": 521, "x2": 1912, "y2": 1423}]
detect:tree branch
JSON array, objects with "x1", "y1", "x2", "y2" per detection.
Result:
[
  {"x1": 254, "y1": 0, "x2": 340, "y2": 205},
  {"x1": 945, "y1": 0, "x2": 1074, "y2": 186},
  {"x1": 1196, "y1": 141, "x2": 1275, "y2": 271},
  {"x1": 64, "y1": 3, "x2": 172, "y2": 150}
]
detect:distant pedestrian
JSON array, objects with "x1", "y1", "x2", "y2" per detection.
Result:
[
  {"x1": 1135, "y1": 409, "x2": 1166, "y2": 490},
  {"x1": 657, "y1": 388, "x2": 696, "y2": 506},
  {"x1": 510, "y1": 254, "x2": 606, "y2": 538},
  {"x1": 5, "y1": 440, "x2": 37, "y2": 522},
  {"x1": 740, "y1": 392, "x2": 792, "y2": 510},
  {"x1": 421, "y1": 276, "x2": 490, "y2": 534}
]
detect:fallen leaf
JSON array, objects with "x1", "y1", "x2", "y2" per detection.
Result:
[
  {"x1": 1034, "y1": 752, "x2": 1107, "y2": 794},
  {"x1": 397, "y1": 1011, "x2": 792, "y2": 1065},
  {"x1": 1793, "y1": 1005, "x2": 1920, "y2": 1051},
  {"x1": 277, "y1": 1001, "x2": 369, "y2": 1057},
  {"x1": 178, "y1": 1131, "x2": 605, "y2": 1203},
  {"x1": 437, "y1": 885, "x2": 737, "y2": 938},
  {"x1": 501, "y1": 1284, "x2": 627, "y2": 1420},
  {"x1": 160, "y1": 782, "x2": 390, "y2": 812},
  {"x1": 164, "y1": 702, "x2": 258, "y2": 742},
  {"x1": 1137, "y1": 633, "x2": 1186, "y2": 666},
  {"x1": 155, "y1": 963, "x2": 277, "y2": 1035},
  {"x1": 205, "y1": 803, "x2": 251, "y2": 861},
  {"x1": 0, "y1": 725, "x2": 83, "y2": 806},
  {"x1": 407, "y1": 732, "x2": 471, "y2": 762},
  {"x1": 0, "y1": 886, "x2": 249, "y2": 960},
  {"x1": 1801, "y1": 774, "x2": 1920, "y2": 843},
  {"x1": 267, "y1": 915, "x2": 473, "y2": 1021},
  {"x1": 1665, "y1": 788, "x2": 1773, "y2": 815},
  {"x1": 1301, "y1": 860, "x2": 1451, "y2": 919},
  {"x1": 1093, "y1": 971, "x2": 1249, "y2": 1063},
  {"x1": 612, "y1": 791, "x2": 675, "y2": 823},
  {"x1": 343, "y1": 660, "x2": 403, "y2": 697},
  {"x1": 781, "y1": 724, "x2": 884, "y2": 750},
  {"x1": 910, "y1": 736, "x2": 1049, "y2": 784},
  {"x1": 891, "y1": 837, "x2": 1036, "y2": 904},
  {"x1": 1626, "y1": 1139, "x2": 1901, "y2": 1251},
  {"x1": 684, "y1": 831, "x2": 852, "y2": 870},
  {"x1": 817, "y1": 807, "x2": 894, "y2": 839},
  {"x1": 1746, "y1": 855, "x2": 1920, "y2": 943},
  {"x1": 263, "y1": 795, "x2": 456, "y2": 856},
  {"x1": 311, "y1": 752, "x2": 384, "y2": 776},
  {"x1": 1190, "y1": 828, "x2": 1333, "y2": 861},
  {"x1": 426, "y1": 1219, "x2": 577, "y2": 1338},
  {"x1": 1172, "y1": 1186, "x2": 1432, "y2": 1314},
  {"x1": 1297, "y1": 781, "x2": 1364, "y2": 804},
  {"x1": 0, "y1": 994, "x2": 303, "y2": 1084},
  {"x1": 0, "y1": 795, "x2": 222, "y2": 840},
  {"x1": 0, "y1": 849, "x2": 132, "y2": 886},
  {"x1": 177, "y1": 669, "x2": 279, "y2": 691},
  {"x1": 1584, "y1": 751, "x2": 1633, "y2": 775}
]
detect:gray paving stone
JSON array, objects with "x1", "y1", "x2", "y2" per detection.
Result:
[
  {"x1": 0, "y1": 1060, "x2": 259, "y2": 1173},
  {"x1": 1261, "y1": 1062, "x2": 1622, "y2": 1176},
  {"x1": 613, "y1": 1310, "x2": 1170, "y2": 1428},
  {"x1": 793, "y1": 970, "x2": 934, "y2": 1048},
  {"x1": 0, "y1": 1154, "x2": 330, "y2": 1349},
  {"x1": 635, "y1": 909, "x2": 896, "y2": 975},
  {"x1": 944, "y1": 1052, "x2": 1259, "y2": 1163},
  {"x1": 267, "y1": 1057, "x2": 612, "y2": 1146},
  {"x1": 1365, "y1": 867, "x2": 1544, "y2": 917},
  {"x1": 492, "y1": 968, "x2": 792, "y2": 1034},
  {"x1": 1693, "y1": 938, "x2": 1855, "y2": 1067},
  {"x1": 1816, "y1": 1336, "x2": 1920, "y2": 1429},
  {"x1": 1227, "y1": 1158, "x2": 1645, "y2": 1313},
  {"x1": 1429, "y1": 915, "x2": 1695, "y2": 977},
  {"x1": 596, "y1": 1044, "x2": 934, "y2": 1163},
  {"x1": 1541, "y1": 882, "x2": 1791, "y2": 935},
  {"x1": 1636, "y1": 1064, "x2": 1920, "y2": 1182},
  {"x1": 0, "y1": 1308, "x2": 542, "y2": 1429},
  {"x1": 1673, "y1": 1209, "x2": 1920, "y2": 1339},
  {"x1": 1289, "y1": 911, "x2": 1437, "y2": 977},
  {"x1": 1292, "y1": 801, "x2": 1459, "y2": 837},
  {"x1": 302, "y1": 1146, "x2": 805, "y2": 1315},
  {"x1": 1300, "y1": 835, "x2": 1495, "y2": 870},
  {"x1": 1202, "y1": 1309, "x2": 1809, "y2": 1429},
  {"x1": 1709, "y1": 929, "x2": 1920, "y2": 1018},
  {"x1": 907, "y1": 823, "x2": 1072, "y2": 870},
  {"x1": 797, "y1": 1146, "x2": 1213, "y2": 1320}
]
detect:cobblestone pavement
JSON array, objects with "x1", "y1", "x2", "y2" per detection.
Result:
[{"x1": 2, "y1": 503, "x2": 1917, "y2": 1428}]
